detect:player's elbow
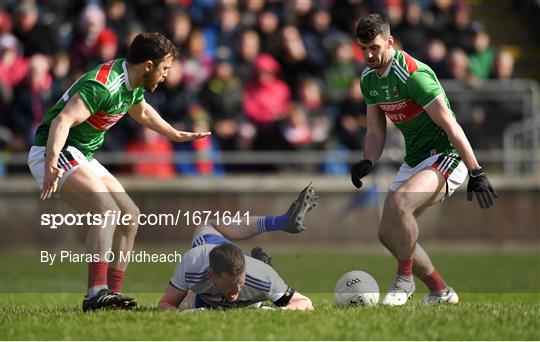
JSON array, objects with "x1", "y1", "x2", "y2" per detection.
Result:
[{"x1": 51, "y1": 113, "x2": 74, "y2": 129}]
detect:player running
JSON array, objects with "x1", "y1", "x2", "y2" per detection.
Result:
[
  {"x1": 27, "y1": 32, "x2": 210, "y2": 311},
  {"x1": 158, "y1": 184, "x2": 317, "y2": 311},
  {"x1": 350, "y1": 15, "x2": 497, "y2": 306}
]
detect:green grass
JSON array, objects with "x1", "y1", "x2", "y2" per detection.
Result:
[{"x1": 1, "y1": 251, "x2": 540, "y2": 340}]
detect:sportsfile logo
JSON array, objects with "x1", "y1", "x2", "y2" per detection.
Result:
[{"x1": 40, "y1": 210, "x2": 251, "y2": 229}]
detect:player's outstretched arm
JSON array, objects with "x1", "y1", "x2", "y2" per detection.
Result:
[
  {"x1": 351, "y1": 105, "x2": 386, "y2": 188},
  {"x1": 283, "y1": 292, "x2": 314, "y2": 311},
  {"x1": 129, "y1": 100, "x2": 211, "y2": 143},
  {"x1": 425, "y1": 94, "x2": 497, "y2": 208},
  {"x1": 40, "y1": 94, "x2": 92, "y2": 200},
  {"x1": 157, "y1": 284, "x2": 188, "y2": 310}
]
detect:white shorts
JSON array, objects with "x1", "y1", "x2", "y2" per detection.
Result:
[
  {"x1": 191, "y1": 225, "x2": 231, "y2": 248},
  {"x1": 390, "y1": 153, "x2": 467, "y2": 200},
  {"x1": 27, "y1": 145, "x2": 109, "y2": 191}
]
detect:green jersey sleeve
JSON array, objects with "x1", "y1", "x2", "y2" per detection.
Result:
[
  {"x1": 360, "y1": 78, "x2": 376, "y2": 105},
  {"x1": 406, "y1": 70, "x2": 444, "y2": 108},
  {"x1": 78, "y1": 81, "x2": 111, "y2": 114},
  {"x1": 133, "y1": 88, "x2": 145, "y2": 104}
]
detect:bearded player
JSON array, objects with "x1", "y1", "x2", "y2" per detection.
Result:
[
  {"x1": 350, "y1": 15, "x2": 497, "y2": 305},
  {"x1": 27, "y1": 32, "x2": 210, "y2": 311}
]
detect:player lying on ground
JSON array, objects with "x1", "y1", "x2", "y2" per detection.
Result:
[
  {"x1": 27, "y1": 32, "x2": 210, "y2": 311},
  {"x1": 350, "y1": 14, "x2": 497, "y2": 306},
  {"x1": 157, "y1": 184, "x2": 317, "y2": 311}
]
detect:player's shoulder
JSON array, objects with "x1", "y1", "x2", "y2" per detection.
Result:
[
  {"x1": 84, "y1": 58, "x2": 125, "y2": 92},
  {"x1": 360, "y1": 65, "x2": 376, "y2": 83},
  {"x1": 393, "y1": 50, "x2": 435, "y2": 82},
  {"x1": 244, "y1": 256, "x2": 277, "y2": 292}
]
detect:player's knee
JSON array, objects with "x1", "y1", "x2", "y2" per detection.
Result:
[
  {"x1": 96, "y1": 202, "x2": 122, "y2": 218},
  {"x1": 377, "y1": 227, "x2": 391, "y2": 247},
  {"x1": 389, "y1": 191, "x2": 414, "y2": 216},
  {"x1": 125, "y1": 205, "x2": 140, "y2": 228},
  {"x1": 120, "y1": 205, "x2": 140, "y2": 237}
]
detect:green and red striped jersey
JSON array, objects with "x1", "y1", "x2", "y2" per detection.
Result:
[
  {"x1": 34, "y1": 58, "x2": 145, "y2": 160},
  {"x1": 360, "y1": 49, "x2": 458, "y2": 167}
]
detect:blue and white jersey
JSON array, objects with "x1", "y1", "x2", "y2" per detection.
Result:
[{"x1": 170, "y1": 244, "x2": 289, "y2": 308}]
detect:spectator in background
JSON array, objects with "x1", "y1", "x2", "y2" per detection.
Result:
[
  {"x1": 0, "y1": 8, "x2": 12, "y2": 34},
  {"x1": 468, "y1": 24, "x2": 494, "y2": 81},
  {"x1": 442, "y1": 1, "x2": 475, "y2": 52},
  {"x1": 282, "y1": 103, "x2": 312, "y2": 149},
  {"x1": 175, "y1": 104, "x2": 221, "y2": 176},
  {"x1": 384, "y1": 1, "x2": 404, "y2": 32},
  {"x1": 126, "y1": 127, "x2": 175, "y2": 179},
  {"x1": 10, "y1": 54, "x2": 55, "y2": 144},
  {"x1": 335, "y1": 79, "x2": 367, "y2": 151},
  {"x1": 425, "y1": 0, "x2": 454, "y2": 36},
  {"x1": 93, "y1": 29, "x2": 119, "y2": 65},
  {"x1": 257, "y1": 9, "x2": 281, "y2": 57},
  {"x1": 120, "y1": 21, "x2": 144, "y2": 56},
  {"x1": 424, "y1": 38, "x2": 449, "y2": 78},
  {"x1": 13, "y1": 1, "x2": 59, "y2": 57},
  {"x1": 323, "y1": 33, "x2": 361, "y2": 110},
  {"x1": 446, "y1": 48, "x2": 475, "y2": 86},
  {"x1": 278, "y1": 25, "x2": 314, "y2": 90},
  {"x1": 165, "y1": 9, "x2": 192, "y2": 49},
  {"x1": 50, "y1": 51, "x2": 71, "y2": 95},
  {"x1": 0, "y1": 33, "x2": 29, "y2": 99},
  {"x1": 69, "y1": 4, "x2": 108, "y2": 73},
  {"x1": 491, "y1": 49, "x2": 515, "y2": 80},
  {"x1": 301, "y1": 7, "x2": 338, "y2": 70},
  {"x1": 242, "y1": 53, "x2": 290, "y2": 151},
  {"x1": 395, "y1": 1, "x2": 430, "y2": 59},
  {"x1": 199, "y1": 48, "x2": 243, "y2": 152},
  {"x1": 181, "y1": 29, "x2": 214, "y2": 94},
  {"x1": 296, "y1": 77, "x2": 331, "y2": 149},
  {"x1": 105, "y1": 0, "x2": 140, "y2": 55},
  {"x1": 104, "y1": 0, "x2": 139, "y2": 49},
  {"x1": 240, "y1": 0, "x2": 266, "y2": 29},
  {"x1": 234, "y1": 29, "x2": 260, "y2": 83},
  {"x1": 214, "y1": 4, "x2": 244, "y2": 54},
  {"x1": 284, "y1": 0, "x2": 313, "y2": 29}
]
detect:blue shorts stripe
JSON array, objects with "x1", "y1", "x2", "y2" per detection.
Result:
[{"x1": 192, "y1": 234, "x2": 232, "y2": 248}]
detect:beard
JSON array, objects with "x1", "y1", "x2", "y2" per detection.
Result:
[{"x1": 142, "y1": 73, "x2": 160, "y2": 92}]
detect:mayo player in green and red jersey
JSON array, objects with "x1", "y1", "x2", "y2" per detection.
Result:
[
  {"x1": 27, "y1": 32, "x2": 210, "y2": 311},
  {"x1": 350, "y1": 15, "x2": 497, "y2": 306}
]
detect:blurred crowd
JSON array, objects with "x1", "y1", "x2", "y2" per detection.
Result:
[{"x1": 0, "y1": 0, "x2": 522, "y2": 176}]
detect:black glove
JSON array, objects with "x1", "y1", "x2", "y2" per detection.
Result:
[
  {"x1": 466, "y1": 167, "x2": 498, "y2": 209},
  {"x1": 351, "y1": 160, "x2": 373, "y2": 188}
]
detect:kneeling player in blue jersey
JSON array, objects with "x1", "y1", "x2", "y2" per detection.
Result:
[{"x1": 157, "y1": 185, "x2": 316, "y2": 311}]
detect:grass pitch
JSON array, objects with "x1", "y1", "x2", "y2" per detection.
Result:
[{"x1": 1, "y1": 251, "x2": 539, "y2": 340}]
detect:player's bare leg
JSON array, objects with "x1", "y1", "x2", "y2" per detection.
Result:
[
  {"x1": 101, "y1": 173, "x2": 140, "y2": 294},
  {"x1": 211, "y1": 183, "x2": 317, "y2": 240},
  {"x1": 379, "y1": 168, "x2": 455, "y2": 305},
  {"x1": 60, "y1": 166, "x2": 136, "y2": 311}
]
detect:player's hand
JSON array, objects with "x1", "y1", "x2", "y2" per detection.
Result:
[
  {"x1": 351, "y1": 160, "x2": 373, "y2": 189},
  {"x1": 40, "y1": 163, "x2": 64, "y2": 200},
  {"x1": 171, "y1": 131, "x2": 211, "y2": 143},
  {"x1": 466, "y1": 167, "x2": 498, "y2": 209}
]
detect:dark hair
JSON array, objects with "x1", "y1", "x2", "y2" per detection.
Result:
[
  {"x1": 355, "y1": 14, "x2": 390, "y2": 43},
  {"x1": 126, "y1": 32, "x2": 178, "y2": 65},
  {"x1": 209, "y1": 244, "x2": 245, "y2": 276}
]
